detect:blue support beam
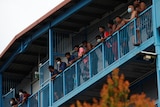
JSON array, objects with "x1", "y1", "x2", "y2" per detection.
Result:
[
  {"x1": 0, "y1": 47, "x2": 21, "y2": 73},
  {"x1": 0, "y1": 73, "x2": 2, "y2": 107},
  {"x1": 49, "y1": 28, "x2": 54, "y2": 107},
  {"x1": 51, "y1": 0, "x2": 92, "y2": 27},
  {"x1": 153, "y1": 0, "x2": 160, "y2": 106}
]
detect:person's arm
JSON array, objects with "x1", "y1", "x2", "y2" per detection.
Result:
[
  {"x1": 112, "y1": 24, "x2": 117, "y2": 34},
  {"x1": 51, "y1": 74, "x2": 58, "y2": 80}
]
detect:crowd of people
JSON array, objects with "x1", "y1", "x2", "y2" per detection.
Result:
[
  {"x1": 10, "y1": 89, "x2": 30, "y2": 107},
  {"x1": 47, "y1": 0, "x2": 147, "y2": 101},
  {"x1": 48, "y1": 0, "x2": 147, "y2": 82},
  {"x1": 8, "y1": 0, "x2": 147, "y2": 105}
]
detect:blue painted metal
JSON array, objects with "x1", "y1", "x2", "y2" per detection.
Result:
[
  {"x1": 102, "y1": 43, "x2": 105, "y2": 69},
  {"x1": 49, "y1": 28, "x2": 54, "y2": 107},
  {"x1": 117, "y1": 31, "x2": 120, "y2": 59},
  {"x1": 75, "y1": 63, "x2": 78, "y2": 88},
  {"x1": 39, "y1": 60, "x2": 49, "y2": 86},
  {"x1": 51, "y1": 0, "x2": 92, "y2": 26},
  {"x1": 0, "y1": 0, "x2": 92, "y2": 74},
  {"x1": 62, "y1": 72, "x2": 66, "y2": 95},
  {"x1": 2, "y1": 89, "x2": 16, "y2": 107},
  {"x1": 0, "y1": 47, "x2": 21, "y2": 73},
  {"x1": 2, "y1": 4, "x2": 155, "y2": 107},
  {"x1": 53, "y1": 36, "x2": 155, "y2": 106},
  {"x1": 0, "y1": 73, "x2": 2, "y2": 107},
  {"x1": 153, "y1": 0, "x2": 160, "y2": 106}
]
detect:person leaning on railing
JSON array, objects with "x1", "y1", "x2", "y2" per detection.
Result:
[
  {"x1": 55, "y1": 57, "x2": 67, "y2": 73},
  {"x1": 133, "y1": 0, "x2": 146, "y2": 14},
  {"x1": 48, "y1": 65, "x2": 60, "y2": 80},
  {"x1": 65, "y1": 52, "x2": 76, "y2": 67},
  {"x1": 10, "y1": 98, "x2": 18, "y2": 107}
]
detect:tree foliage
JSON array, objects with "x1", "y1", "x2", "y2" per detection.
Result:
[{"x1": 70, "y1": 68, "x2": 155, "y2": 107}]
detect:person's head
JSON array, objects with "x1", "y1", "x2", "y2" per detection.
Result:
[
  {"x1": 48, "y1": 65, "x2": 55, "y2": 72},
  {"x1": 74, "y1": 45, "x2": 79, "y2": 52},
  {"x1": 107, "y1": 20, "x2": 114, "y2": 28},
  {"x1": 95, "y1": 35, "x2": 101, "y2": 43},
  {"x1": 99, "y1": 26, "x2": 105, "y2": 33},
  {"x1": 127, "y1": 5, "x2": 134, "y2": 13},
  {"x1": 133, "y1": 0, "x2": 140, "y2": 7},
  {"x1": 56, "y1": 57, "x2": 61, "y2": 65},
  {"x1": 18, "y1": 89, "x2": 23, "y2": 96},
  {"x1": 115, "y1": 16, "x2": 122, "y2": 24},
  {"x1": 65, "y1": 52, "x2": 71, "y2": 59},
  {"x1": 82, "y1": 40, "x2": 87, "y2": 47},
  {"x1": 10, "y1": 98, "x2": 17, "y2": 106}
]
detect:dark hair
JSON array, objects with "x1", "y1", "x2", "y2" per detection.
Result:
[
  {"x1": 108, "y1": 20, "x2": 114, "y2": 25},
  {"x1": 65, "y1": 52, "x2": 70, "y2": 56},
  {"x1": 116, "y1": 16, "x2": 122, "y2": 19},
  {"x1": 18, "y1": 89, "x2": 23, "y2": 93},
  {"x1": 95, "y1": 35, "x2": 101, "y2": 39},
  {"x1": 82, "y1": 40, "x2": 87, "y2": 44},
  {"x1": 23, "y1": 91, "x2": 27, "y2": 94},
  {"x1": 56, "y1": 57, "x2": 61, "y2": 61},
  {"x1": 134, "y1": 0, "x2": 141, "y2": 2},
  {"x1": 99, "y1": 26, "x2": 105, "y2": 29},
  {"x1": 48, "y1": 65, "x2": 54, "y2": 69},
  {"x1": 11, "y1": 98, "x2": 15, "y2": 101},
  {"x1": 74, "y1": 45, "x2": 79, "y2": 48}
]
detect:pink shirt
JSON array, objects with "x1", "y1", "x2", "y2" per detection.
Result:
[{"x1": 78, "y1": 47, "x2": 85, "y2": 57}]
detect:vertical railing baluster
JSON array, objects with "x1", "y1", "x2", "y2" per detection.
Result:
[
  {"x1": 63, "y1": 72, "x2": 66, "y2": 95},
  {"x1": 133, "y1": 18, "x2": 137, "y2": 45},
  {"x1": 117, "y1": 32, "x2": 120, "y2": 59},
  {"x1": 75, "y1": 63, "x2": 78, "y2": 87},
  {"x1": 89, "y1": 54, "x2": 92, "y2": 78},
  {"x1": 102, "y1": 43, "x2": 105, "y2": 69}
]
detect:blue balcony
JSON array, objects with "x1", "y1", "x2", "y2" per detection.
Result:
[
  {"x1": 26, "y1": 6, "x2": 156, "y2": 107},
  {"x1": 2, "y1": 0, "x2": 160, "y2": 106}
]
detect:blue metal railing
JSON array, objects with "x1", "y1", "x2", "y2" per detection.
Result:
[
  {"x1": 6, "y1": 6, "x2": 153, "y2": 107},
  {"x1": 39, "y1": 60, "x2": 50, "y2": 86},
  {"x1": 2, "y1": 88, "x2": 15, "y2": 107},
  {"x1": 52, "y1": 6, "x2": 153, "y2": 103}
]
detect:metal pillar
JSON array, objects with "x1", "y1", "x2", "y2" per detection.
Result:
[
  {"x1": 49, "y1": 27, "x2": 54, "y2": 107},
  {"x1": 0, "y1": 73, "x2": 2, "y2": 107},
  {"x1": 152, "y1": 0, "x2": 160, "y2": 106}
]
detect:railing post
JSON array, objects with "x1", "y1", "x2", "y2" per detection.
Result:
[
  {"x1": 89, "y1": 54, "x2": 92, "y2": 78},
  {"x1": 63, "y1": 72, "x2": 66, "y2": 95},
  {"x1": 0, "y1": 73, "x2": 2, "y2": 107},
  {"x1": 117, "y1": 32, "x2": 121, "y2": 59},
  {"x1": 152, "y1": 0, "x2": 160, "y2": 106},
  {"x1": 102, "y1": 43, "x2": 105, "y2": 69},
  {"x1": 75, "y1": 63, "x2": 78, "y2": 87},
  {"x1": 49, "y1": 27, "x2": 54, "y2": 106},
  {"x1": 133, "y1": 18, "x2": 137, "y2": 44},
  {"x1": 38, "y1": 91, "x2": 40, "y2": 107}
]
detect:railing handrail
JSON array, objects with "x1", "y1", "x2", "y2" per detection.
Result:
[
  {"x1": 2, "y1": 88, "x2": 15, "y2": 98},
  {"x1": 26, "y1": 5, "x2": 153, "y2": 106},
  {"x1": 39, "y1": 5, "x2": 153, "y2": 83}
]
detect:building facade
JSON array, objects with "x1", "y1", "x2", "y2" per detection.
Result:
[{"x1": 0, "y1": 0, "x2": 160, "y2": 107}]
